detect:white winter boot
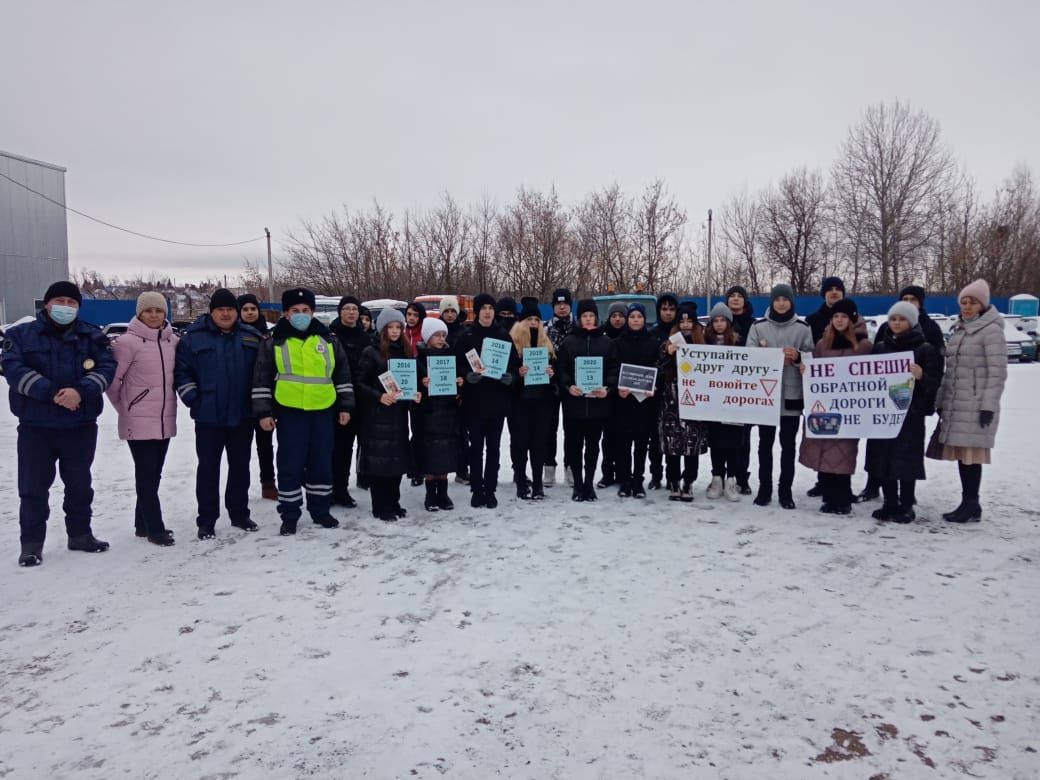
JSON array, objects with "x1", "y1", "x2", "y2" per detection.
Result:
[
  {"x1": 543, "y1": 465, "x2": 556, "y2": 487},
  {"x1": 725, "y1": 477, "x2": 741, "y2": 502},
  {"x1": 706, "y1": 476, "x2": 724, "y2": 499}
]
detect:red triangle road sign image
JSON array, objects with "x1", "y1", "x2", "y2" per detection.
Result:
[
  {"x1": 681, "y1": 389, "x2": 695, "y2": 405},
  {"x1": 760, "y1": 378, "x2": 778, "y2": 397},
  {"x1": 811, "y1": 400, "x2": 827, "y2": 414}
]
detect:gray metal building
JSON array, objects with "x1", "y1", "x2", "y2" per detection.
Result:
[{"x1": 0, "y1": 150, "x2": 69, "y2": 322}]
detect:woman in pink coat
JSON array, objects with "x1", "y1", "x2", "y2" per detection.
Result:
[{"x1": 106, "y1": 292, "x2": 179, "y2": 546}]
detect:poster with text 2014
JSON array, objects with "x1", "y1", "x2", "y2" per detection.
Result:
[
  {"x1": 801, "y1": 351, "x2": 916, "y2": 439},
  {"x1": 676, "y1": 345, "x2": 785, "y2": 425}
]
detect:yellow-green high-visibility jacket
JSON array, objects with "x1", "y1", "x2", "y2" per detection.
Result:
[{"x1": 251, "y1": 322, "x2": 355, "y2": 417}]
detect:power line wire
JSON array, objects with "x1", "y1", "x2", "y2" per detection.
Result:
[{"x1": 0, "y1": 170, "x2": 265, "y2": 247}]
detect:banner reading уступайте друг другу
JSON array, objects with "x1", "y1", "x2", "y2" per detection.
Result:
[
  {"x1": 801, "y1": 351, "x2": 916, "y2": 439},
  {"x1": 676, "y1": 345, "x2": 785, "y2": 426}
]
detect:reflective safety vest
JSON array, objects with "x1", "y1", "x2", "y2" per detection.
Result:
[{"x1": 274, "y1": 335, "x2": 336, "y2": 410}]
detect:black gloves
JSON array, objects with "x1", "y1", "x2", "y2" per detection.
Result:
[
  {"x1": 979, "y1": 410, "x2": 994, "y2": 428},
  {"x1": 465, "y1": 371, "x2": 482, "y2": 384},
  {"x1": 498, "y1": 372, "x2": 513, "y2": 386}
]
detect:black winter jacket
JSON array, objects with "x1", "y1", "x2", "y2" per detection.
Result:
[
  {"x1": 864, "y1": 325, "x2": 942, "y2": 481},
  {"x1": 356, "y1": 342, "x2": 411, "y2": 476},
  {"x1": 806, "y1": 303, "x2": 835, "y2": 344},
  {"x1": 612, "y1": 327, "x2": 660, "y2": 434},
  {"x1": 556, "y1": 327, "x2": 619, "y2": 421},
  {"x1": 417, "y1": 345, "x2": 460, "y2": 473},
  {"x1": 454, "y1": 321, "x2": 520, "y2": 419}
]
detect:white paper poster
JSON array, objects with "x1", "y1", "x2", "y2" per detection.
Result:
[
  {"x1": 802, "y1": 351, "x2": 916, "y2": 439},
  {"x1": 676, "y1": 345, "x2": 785, "y2": 426}
]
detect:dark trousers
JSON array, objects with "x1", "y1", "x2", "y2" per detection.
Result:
[
  {"x1": 545, "y1": 398, "x2": 568, "y2": 470},
  {"x1": 818, "y1": 472, "x2": 853, "y2": 505},
  {"x1": 369, "y1": 475, "x2": 402, "y2": 516},
  {"x1": 467, "y1": 415, "x2": 505, "y2": 495},
  {"x1": 332, "y1": 416, "x2": 360, "y2": 498},
  {"x1": 128, "y1": 438, "x2": 171, "y2": 536},
  {"x1": 17, "y1": 423, "x2": 98, "y2": 544},
  {"x1": 646, "y1": 398, "x2": 663, "y2": 480},
  {"x1": 757, "y1": 416, "x2": 800, "y2": 497},
  {"x1": 710, "y1": 446, "x2": 742, "y2": 480},
  {"x1": 275, "y1": 408, "x2": 335, "y2": 523},
  {"x1": 666, "y1": 453, "x2": 698, "y2": 485},
  {"x1": 564, "y1": 417, "x2": 605, "y2": 488},
  {"x1": 254, "y1": 419, "x2": 275, "y2": 484},
  {"x1": 738, "y1": 428, "x2": 752, "y2": 486},
  {"x1": 510, "y1": 400, "x2": 553, "y2": 488},
  {"x1": 507, "y1": 408, "x2": 523, "y2": 479},
  {"x1": 600, "y1": 424, "x2": 616, "y2": 480},
  {"x1": 614, "y1": 432, "x2": 650, "y2": 484},
  {"x1": 881, "y1": 479, "x2": 917, "y2": 509},
  {"x1": 195, "y1": 422, "x2": 254, "y2": 529}
]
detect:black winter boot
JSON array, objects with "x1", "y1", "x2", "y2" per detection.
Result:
[
  {"x1": 516, "y1": 479, "x2": 532, "y2": 500},
  {"x1": 19, "y1": 542, "x2": 44, "y2": 567},
  {"x1": 485, "y1": 493, "x2": 498, "y2": 509},
  {"x1": 147, "y1": 530, "x2": 176, "y2": 547},
  {"x1": 753, "y1": 485, "x2": 772, "y2": 506},
  {"x1": 471, "y1": 491, "x2": 486, "y2": 508},
  {"x1": 425, "y1": 480, "x2": 440, "y2": 512},
  {"x1": 68, "y1": 533, "x2": 110, "y2": 553},
  {"x1": 945, "y1": 501, "x2": 982, "y2": 523},
  {"x1": 313, "y1": 515, "x2": 339, "y2": 528},
  {"x1": 436, "y1": 479, "x2": 454, "y2": 511}
]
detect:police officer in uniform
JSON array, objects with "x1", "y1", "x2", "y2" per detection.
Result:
[
  {"x1": 2, "y1": 281, "x2": 116, "y2": 566},
  {"x1": 253, "y1": 288, "x2": 355, "y2": 536}
]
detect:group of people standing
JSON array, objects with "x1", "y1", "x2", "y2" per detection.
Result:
[{"x1": 1, "y1": 274, "x2": 1008, "y2": 567}]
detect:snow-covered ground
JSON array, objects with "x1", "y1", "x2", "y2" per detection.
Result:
[{"x1": 1, "y1": 367, "x2": 1038, "y2": 779}]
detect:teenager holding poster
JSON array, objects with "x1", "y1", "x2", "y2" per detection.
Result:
[
  {"x1": 356, "y1": 309, "x2": 417, "y2": 522},
  {"x1": 746, "y1": 284, "x2": 814, "y2": 509},
  {"x1": 704, "y1": 304, "x2": 748, "y2": 502},
  {"x1": 865, "y1": 302, "x2": 942, "y2": 523},
  {"x1": 612, "y1": 304, "x2": 659, "y2": 498},
  {"x1": 455, "y1": 294, "x2": 519, "y2": 509},
  {"x1": 556, "y1": 299, "x2": 618, "y2": 502},
  {"x1": 657, "y1": 301, "x2": 706, "y2": 501},
  {"x1": 415, "y1": 318, "x2": 461, "y2": 512},
  {"x1": 797, "y1": 300, "x2": 871, "y2": 514},
  {"x1": 509, "y1": 299, "x2": 556, "y2": 500}
]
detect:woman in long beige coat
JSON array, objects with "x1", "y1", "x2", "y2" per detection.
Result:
[{"x1": 927, "y1": 279, "x2": 1007, "y2": 523}]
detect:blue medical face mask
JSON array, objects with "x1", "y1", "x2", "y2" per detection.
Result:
[
  {"x1": 289, "y1": 312, "x2": 312, "y2": 331},
  {"x1": 49, "y1": 304, "x2": 78, "y2": 325}
]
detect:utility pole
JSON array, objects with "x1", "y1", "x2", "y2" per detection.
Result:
[
  {"x1": 265, "y1": 227, "x2": 273, "y2": 302},
  {"x1": 706, "y1": 209, "x2": 713, "y2": 316}
]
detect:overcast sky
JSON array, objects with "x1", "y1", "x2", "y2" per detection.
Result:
[{"x1": 2, "y1": 0, "x2": 1038, "y2": 286}]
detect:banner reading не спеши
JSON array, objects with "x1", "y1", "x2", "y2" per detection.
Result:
[{"x1": 801, "y1": 351, "x2": 916, "y2": 439}]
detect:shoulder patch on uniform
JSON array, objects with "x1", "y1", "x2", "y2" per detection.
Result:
[{"x1": 2, "y1": 339, "x2": 12, "y2": 351}]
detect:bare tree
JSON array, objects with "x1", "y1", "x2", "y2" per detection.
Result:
[
  {"x1": 759, "y1": 167, "x2": 829, "y2": 293},
  {"x1": 634, "y1": 180, "x2": 687, "y2": 291},
  {"x1": 832, "y1": 101, "x2": 956, "y2": 293},
  {"x1": 718, "y1": 189, "x2": 765, "y2": 294}
]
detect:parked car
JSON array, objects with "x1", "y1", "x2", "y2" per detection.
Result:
[
  {"x1": 1004, "y1": 315, "x2": 1037, "y2": 362},
  {"x1": 102, "y1": 322, "x2": 130, "y2": 340},
  {"x1": 362, "y1": 298, "x2": 408, "y2": 326},
  {"x1": 312, "y1": 295, "x2": 343, "y2": 325}
]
